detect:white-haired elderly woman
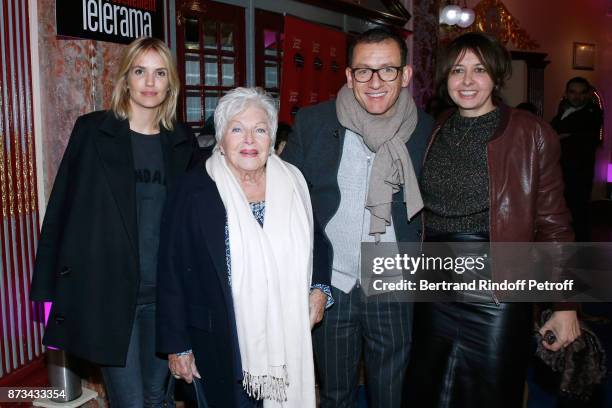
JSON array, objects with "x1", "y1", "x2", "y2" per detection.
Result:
[{"x1": 156, "y1": 87, "x2": 332, "y2": 407}]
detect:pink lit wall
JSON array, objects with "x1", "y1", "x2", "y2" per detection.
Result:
[{"x1": 465, "y1": 0, "x2": 612, "y2": 199}]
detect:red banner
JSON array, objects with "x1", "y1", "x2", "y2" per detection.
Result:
[{"x1": 279, "y1": 16, "x2": 347, "y2": 125}]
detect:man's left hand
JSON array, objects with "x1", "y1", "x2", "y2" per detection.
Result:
[{"x1": 309, "y1": 288, "x2": 327, "y2": 329}]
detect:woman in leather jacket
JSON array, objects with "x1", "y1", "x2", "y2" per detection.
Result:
[{"x1": 409, "y1": 33, "x2": 580, "y2": 407}]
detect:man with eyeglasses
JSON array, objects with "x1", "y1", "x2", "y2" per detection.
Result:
[{"x1": 282, "y1": 27, "x2": 433, "y2": 407}]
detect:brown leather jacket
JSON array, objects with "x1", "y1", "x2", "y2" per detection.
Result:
[
  {"x1": 426, "y1": 106, "x2": 576, "y2": 308},
  {"x1": 427, "y1": 105, "x2": 574, "y2": 243}
]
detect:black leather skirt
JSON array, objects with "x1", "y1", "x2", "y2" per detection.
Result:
[{"x1": 407, "y1": 232, "x2": 533, "y2": 408}]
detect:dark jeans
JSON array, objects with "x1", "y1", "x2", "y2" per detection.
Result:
[
  {"x1": 101, "y1": 303, "x2": 170, "y2": 408},
  {"x1": 313, "y1": 285, "x2": 413, "y2": 408}
]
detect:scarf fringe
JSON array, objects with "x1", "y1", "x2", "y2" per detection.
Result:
[{"x1": 242, "y1": 368, "x2": 289, "y2": 402}]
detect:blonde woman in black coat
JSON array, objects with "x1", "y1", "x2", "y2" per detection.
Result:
[{"x1": 30, "y1": 37, "x2": 196, "y2": 407}]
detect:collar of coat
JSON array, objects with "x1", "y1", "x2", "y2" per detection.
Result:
[{"x1": 98, "y1": 110, "x2": 190, "y2": 147}]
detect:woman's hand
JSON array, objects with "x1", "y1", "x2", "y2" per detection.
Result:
[
  {"x1": 539, "y1": 310, "x2": 581, "y2": 352},
  {"x1": 169, "y1": 353, "x2": 201, "y2": 384},
  {"x1": 309, "y1": 288, "x2": 327, "y2": 329}
]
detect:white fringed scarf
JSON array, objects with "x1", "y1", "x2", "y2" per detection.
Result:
[{"x1": 206, "y1": 152, "x2": 316, "y2": 407}]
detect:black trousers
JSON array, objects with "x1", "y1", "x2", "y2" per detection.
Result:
[{"x1": 408, "y1": 301, "x2": 533, "y2": 408}]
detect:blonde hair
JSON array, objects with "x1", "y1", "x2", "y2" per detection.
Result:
[{"x1": 110, "y1": 37, "x2": 180, "y2": 130}]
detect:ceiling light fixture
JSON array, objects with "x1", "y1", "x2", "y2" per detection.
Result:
[
  {"x1": 440, "y1": 5, "x2": 462, "y2": 25},
  {"x1": 440, "y1": 1, "x2": 475, "y2": 28}
]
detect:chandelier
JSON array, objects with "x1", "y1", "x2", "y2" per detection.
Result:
[{"x1": 439, "y1": 1, "x2": 475, "y2": 28}]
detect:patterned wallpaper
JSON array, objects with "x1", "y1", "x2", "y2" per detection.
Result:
[{"x1": 38, "y1": 0, "x2": 124, "y2": 198}]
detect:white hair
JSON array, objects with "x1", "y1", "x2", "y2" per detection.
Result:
[{"x1": 214, "y1": 87, "x2": 279, "y2": 150}]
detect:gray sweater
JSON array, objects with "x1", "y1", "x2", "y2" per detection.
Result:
[{"x1": 325, "y1": 129, "x2": 396, "y2": 293}]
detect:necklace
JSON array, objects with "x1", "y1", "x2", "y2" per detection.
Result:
[{"x1": 453, "y1": 117, "x2": 477, "y2": 146}]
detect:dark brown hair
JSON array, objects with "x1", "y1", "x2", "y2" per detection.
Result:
[
  {"x1": 348, "y1": 27, "x2": 408, "y2": 67},
  {"x1": 436, "y1": 33, "x2": 512, "y2": 105}
]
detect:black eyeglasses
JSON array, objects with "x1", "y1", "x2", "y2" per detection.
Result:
[{"x1": 349, "y1": 66, "x2": 404, "y2": 83}]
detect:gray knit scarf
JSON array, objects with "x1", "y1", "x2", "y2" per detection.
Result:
[{"x1": 336, "y1": 84, "x2": 423, "y2": 239}]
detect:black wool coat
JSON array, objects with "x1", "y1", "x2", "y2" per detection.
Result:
[
  {"x1": 30, "y1": 110, "x2": 196, "y2": 366},
  {"x1": 156, "y1": 167, "x2": 242, "y2": 407}
]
